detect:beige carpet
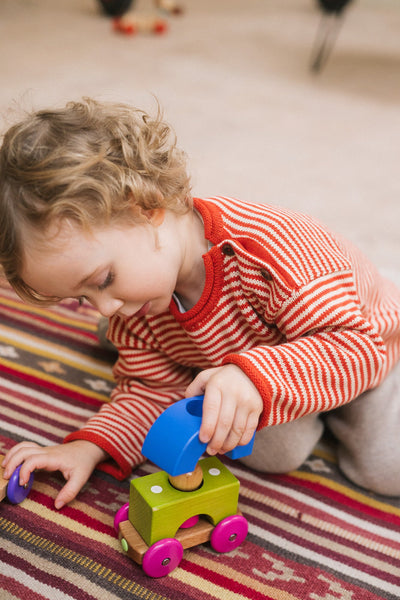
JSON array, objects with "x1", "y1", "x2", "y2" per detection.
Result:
[{"x1": 0, "y1": 0, "x2": 399, "y2": 285}]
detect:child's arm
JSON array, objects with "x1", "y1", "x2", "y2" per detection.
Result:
[
  {"x1": 1, "y1": 440, "x2": 108, "y2": 509},
  {"x1": 185, "y1": 364, "x2": 263, "y2": 457}
]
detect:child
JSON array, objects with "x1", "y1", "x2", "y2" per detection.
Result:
[{"x1": 1, "y1": 98, "x2": 399, "y2": 510}]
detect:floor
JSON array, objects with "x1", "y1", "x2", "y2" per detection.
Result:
[{"x1": 0, "y1": 0, "x2": 399, "y2": 283}]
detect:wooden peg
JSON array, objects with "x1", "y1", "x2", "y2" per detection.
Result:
[{"x1": 168, "y1": 462, "x2": 203, "y2": 491}]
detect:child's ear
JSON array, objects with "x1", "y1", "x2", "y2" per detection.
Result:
[{"x1": 141, "y1": 208, "x2": 166, "y2": 227}]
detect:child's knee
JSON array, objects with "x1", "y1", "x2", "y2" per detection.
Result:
[
  {"x1": 337, "y1": 446, "x2": 400, "y2": 497},
  {"x1": 239, "y1": 415, "x2": 324, "y2": 474},
  {"x1": 326, "y1": 364, "x2": 400, "y2": 497},
  {"x1": 240, "y1": 445, "x2": 311, "y2": 473}
]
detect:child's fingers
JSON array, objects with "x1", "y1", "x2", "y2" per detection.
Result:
[
  {"x1": 2, "y1": 442, "x2": 41, "y2": 478},
  {"x1": 54, "y1": 457, "x2": 96, "y2": 510},
  {"x1": 17, "y1": 451, "x2": 57, "y2": 486},
  {"x1": 185, "y1": 369, "x2": 209, "y2": 398},
  {"x1": 220, "y1": 409, "x2": 258, "y2": 454},
  {"x1": 8, "y1": 446, "x2": 69, "y2": 486},
  {"x1": 204, "y1": 392, "x2": 236, "y2": 455},
  {"x1": 218, "y1": 407, "x2": 249, "y2": 454},
  {"x1": 242, "y1": 410, "x2": 260, "y2": 444},
  {"x1": 54, "y1": 476, "x2": 85, "y2": 510},
  {"x1": 2, "y1": 441, "x2": 40, "y2": 465},
  {"x1": 199, "y1": 387, "x2": 222, "y2": 445},
  {"x1": 190, "y1": 364, "x2": 262, "y2": 455}
]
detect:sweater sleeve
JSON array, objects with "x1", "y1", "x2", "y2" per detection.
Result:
[
  {"x1": 222, "y1": 269, "x2": 387, "y2": 428},
  {"x1": 64, "y1": 320, "x2": 195, "y2": 480}
]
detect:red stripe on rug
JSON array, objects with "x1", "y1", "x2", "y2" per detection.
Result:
[
  {"x1": 0, "y1": 363, "x2": 104, "y2": 408},
  {"x1": 0, "y1": 574, "x2": 47, "y2": 600},
  {"x1": 240, "y1": 489, "x2": 400, "y2": 554},
  {"x1": 0, "y1": 384, "x2": 94, "y2": 421},
  {"x1": 275, "y1": 474, "x2": 400, "y2": 526},
  {"x1": 249, "y1": 513, "x2": 400, "y2": 585},
  {"x1": 0, "y1": 549, "x2": 87, "y2": 600},
  {"x1": 27, "y1": 489, "x2": 115, "y2": 535},
  {"x1": 1, "y1": 413, "x2": 65, "y2": 443},
  {"x1": 180, "y1": 558, "x2": 277, "y2": 600},
  {"x1": 1, "y1": 509, "x2": 127, "y2": 577},
  {"x1": 244, "y1": 499, "x2": 400, "y2": 567},
  {"x1": 1, "y1": 397, "x2": 86, "y2": 431},
  {"x1": 0, "y1": 307, "x2": 98, "y2": 342}
]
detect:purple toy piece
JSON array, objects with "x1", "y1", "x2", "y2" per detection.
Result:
[
  {"x1": 7, "y1": 465, "x2": 34, "y2": 504},
  {"x1": 210, "y1": 514, "x2": 248, "y2": 553},
  {"x1": 142, "y1": 538, "x2": 184, "y2": 577},
  {"x1": 114, "y1": 502, "x2": 130, "y2": 532}
]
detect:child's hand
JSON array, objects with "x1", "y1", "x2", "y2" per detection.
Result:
[
  {"x1": 1, "y1": 440, "x2": 108, "y2": 509},
  {"x1": 185, "y1": 364, "x2": 263, "y2": 457}
]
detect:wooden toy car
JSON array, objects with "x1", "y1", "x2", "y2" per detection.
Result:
[
  {"x1": 114, "y1": 396, "x2": 254, "y2": 577},
  {"x1": 0, "y1": 454, "x2": 34, "y2": 504}
]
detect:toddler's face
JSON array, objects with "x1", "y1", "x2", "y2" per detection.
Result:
[{"x1": 20, "y1": 212, "x2": 183, "y2": 319}]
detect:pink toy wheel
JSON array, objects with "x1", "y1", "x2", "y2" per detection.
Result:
[
  {"x1": 210, "y1": 514, "x2": 248, "y2": 553},
  {"x1": 113, "y1": 502, "x2": 130, "y2": 533},
  {"x1": 180, "y1": 515, "x2": 199, "y2": 528},
  {"x1": 142, "y1": 538, "x2": 183, "y2": 577}
]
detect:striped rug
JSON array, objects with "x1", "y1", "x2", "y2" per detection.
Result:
[{"x1": 0, "y1": 279, "x2": 399, "y2": 600}]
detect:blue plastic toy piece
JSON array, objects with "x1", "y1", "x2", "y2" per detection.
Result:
[{"x1": 142, "y1": 395, "x2": 255, "y2": 476}]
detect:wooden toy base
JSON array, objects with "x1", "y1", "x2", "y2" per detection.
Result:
[
  {"x1": 119, "y1": 510, "x2": 243, "y2": 566},
  {"x1": 0, "y1": 454, "x2": 8, "y2": 502}
]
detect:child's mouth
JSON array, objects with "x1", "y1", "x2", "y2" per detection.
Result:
[{"x1": 134, "y1": 302, "x2": 150, "y2": 318}]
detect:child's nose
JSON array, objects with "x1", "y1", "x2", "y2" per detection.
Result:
[{"x1": 97, "y1": 297, "x2": 124, "y2": 318}]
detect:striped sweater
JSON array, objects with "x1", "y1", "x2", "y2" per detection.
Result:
[{"x1": 64, "y1": 197, "x2": 400, "y2": 479}]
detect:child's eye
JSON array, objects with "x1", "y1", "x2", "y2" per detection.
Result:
[{"x1": 98, "y1": 271, "x2": 114, "y2": 291}]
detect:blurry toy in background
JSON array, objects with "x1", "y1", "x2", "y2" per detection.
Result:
[
  {"x1": 155, "y1": 0, "x2": 183, "y2": 16},
  {"x1": 114, "y1": 396, "x2": 254, "y2": 577},
  {"x1": 311, "y1": 0, "x2": 354, "y2": 72},
  {"x1": 113, "y1": 13, "x2": 168, "y2": 35},
  {"x1": 98, "y1": 0, "x2": 184, "y2": 36},
  {"x1": 0, "y1": 454, "x2": 34, "y2": 505},
  {"x1": 98, "y1": 0, "x2": 135, "y2": 16}
]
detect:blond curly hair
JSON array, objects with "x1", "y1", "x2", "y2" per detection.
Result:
[{"x1": 0, "y1": 97, "x2": 192, "y2": 303}]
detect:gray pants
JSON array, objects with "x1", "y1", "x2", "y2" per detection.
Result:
[{"x1": 240, "y1": 361, "x2": 400, "y2": 497}]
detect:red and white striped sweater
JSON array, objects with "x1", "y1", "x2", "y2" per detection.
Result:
[{"x1": 64, "y1": 197, "x2": 400, "y2": 480}]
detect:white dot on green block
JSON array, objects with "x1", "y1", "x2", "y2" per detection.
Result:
[
  {"x1": 209, "y1": 468, "x2": 220, "y2": 476},
  {"x1": 151, "y1": 485, "x2": 163, "y2": 493}
]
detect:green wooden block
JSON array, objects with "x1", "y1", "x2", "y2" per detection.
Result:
[{"x1": 129, "y1": 456, "x2": 240, "y2": 546}]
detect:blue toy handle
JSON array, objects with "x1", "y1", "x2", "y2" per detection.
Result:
[{"x1": 142, "y1": 395, "x2": 255, "y2": 476}]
